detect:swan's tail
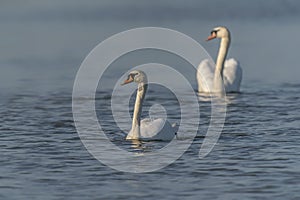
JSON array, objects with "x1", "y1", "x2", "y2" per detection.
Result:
[{"x1": 172, "y1": 123, "x2": 179, "y2": 139}]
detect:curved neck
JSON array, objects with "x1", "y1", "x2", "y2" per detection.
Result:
[
  {"x1": 131, "y1": 83, "x2": 147, "y2": 138},
  {"x1": 214, "y1": 37, "x2": 230, "y2": 92},
  {"x1": 216, "y1": 37, "x2": 230, "y2": 75}
]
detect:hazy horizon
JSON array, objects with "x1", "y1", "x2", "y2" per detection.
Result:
[{"x1": 0, "y1": 1, "x2": 299, "y2": 96}]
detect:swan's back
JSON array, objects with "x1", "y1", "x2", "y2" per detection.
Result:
[
  {"x1": 223, "y1": 58, "x2": 242, "y2": 92},
  {"x1": 197, "y1": 58, "x2": 242, "y2": 93},
  {"x1": 140, "y1": 118, "x2": 176, "y2": 141},
  {"x1": 197, "y1": 59, "x2": 215, "y2": 93}
]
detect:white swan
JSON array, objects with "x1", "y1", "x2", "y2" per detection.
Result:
[
  {"x1": 197, "y1": 26, "x2": 242, "y2": 93},
  {"x1": 121, "y1": 70, "x2": 177, "y2": 141}
]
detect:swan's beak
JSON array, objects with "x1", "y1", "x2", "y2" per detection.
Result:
[
  {"x1": 121, "y1": 76, "x2": 134, "y2": 86},
  {"x1": 206, "y1": 33, "x2": 217, "y2": 41}
]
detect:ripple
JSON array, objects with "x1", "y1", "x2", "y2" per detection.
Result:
[{"x1": 0, "y1": 83, "x2": 299, "y2": 199}]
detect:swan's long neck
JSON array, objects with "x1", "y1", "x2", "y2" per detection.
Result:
[
  {"x1": 214, "y1": 36, "x2": 230, "y2": 92},
  {"x1": 131, "y1": 83, "x2": 147, "y2": 139}
]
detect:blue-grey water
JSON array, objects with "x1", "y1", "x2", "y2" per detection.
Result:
[{"x1": 1, "y1": 1, "x2": 300, "y2": 199}]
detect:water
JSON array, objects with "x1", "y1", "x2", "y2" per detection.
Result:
[
  {"x1": 1, "y1": 83, "x2": 299, "y2": 199},
  {"x1": 1, "y1": 1, "x2": 300, "y2": 199}
]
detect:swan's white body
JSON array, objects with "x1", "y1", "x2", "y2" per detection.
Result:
[
  {"x1": 198, "y1": 58, "x2": 242, "y2": 93},
  {"x1": 197, "y1": 26, "x2": 242, "y2": 93},
  {"x1": 122, "y1": 70, "x2": 176, "y2": 141},
  {"x1": 127, "y1": 118, "x2": 176, "y2": 141}
]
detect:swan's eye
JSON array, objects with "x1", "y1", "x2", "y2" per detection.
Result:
[
  {"x1": 211, "y1": 30, "x2": 219, "y2": 35},
  {"x1": 129, "y1": 73, "x2": 139, "y2": 80},
  {"x1": 131, "y1": 73, "x2": 138, "y2": 77}
]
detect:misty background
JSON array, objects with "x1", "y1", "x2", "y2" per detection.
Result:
[{"x1": 0, "y1": 0, "x2": 299, "y2": 96}]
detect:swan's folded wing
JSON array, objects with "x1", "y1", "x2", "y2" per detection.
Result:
[
  {"x1": 197, "y1": 59, "x2": 215, "y2": 92},
  {"x1": 140, "y1": 118, "x2": 165, "y2": 138},
  {"x1": 140, "y1": 118, "x2": 175, "y2": 140},
  {"x1": 223, "y1": 58, "x2": 242, "y2": 92}
]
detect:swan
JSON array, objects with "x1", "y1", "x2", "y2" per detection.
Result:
[
  {"x1": 197, "y1": 26, "x2": 242, "y2": 93},
  {"x1": 121, "y1": 70, "x2": 177, "y2": 141}
]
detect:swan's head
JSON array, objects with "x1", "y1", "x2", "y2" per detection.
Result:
[
  {"x1": 121, "y1": 70, "x2": 148, "y2": 85},
  {"x1": 207, "y1": 26, "x2": 230, "y2": 41}
]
